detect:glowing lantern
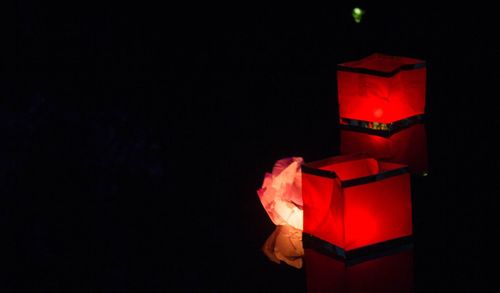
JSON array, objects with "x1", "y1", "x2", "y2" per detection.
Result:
[
  {"x1": 337, "y1": 53, "x2": 426, "y2": 132},
  {"x1": 340, "y1": 123, "x2": 428, "y2": 174},
  {"x1": 304, "y1": 246, "x2": 414, "y2": 293},
  {"x1": 301, "y1": 155, "x2": 412, "y2": 257}
]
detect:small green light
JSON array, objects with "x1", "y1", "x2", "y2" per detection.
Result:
[{"x1": 352, "y1": 7, "x2": 365, "y2": 23}]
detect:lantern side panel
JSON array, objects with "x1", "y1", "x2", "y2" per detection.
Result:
[
  {"x1": 391, "y1": 68, "x2": 426, "y2": 119},
  {"x1": 340, "y1": 130, "x2": 393, "y2": 159},
  {"x1": 337, "y1": 55, "x2": 426, "y2": 124},
  {"x1": 302, "y1": 173, "x2": 344, "y2": 248},
  {"x1": 338, "y1": 71, "x2": 426, "y2": 124},
  {"x1": 343, "y1": 173, "x2": 412, "y2": 251},
  {"x1": 337, "y1": 71, "x2": 395, "y2": 124},
  {"x1": 340, "y1": 124, "x2": 428, "y2": 174},
  {"x1": 389, "y1": 123, "x2": 428, "y2": 173}
]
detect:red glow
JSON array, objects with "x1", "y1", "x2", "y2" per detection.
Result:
[
  {"x1": 305, "y1": 248, "x2": 414, "y2": 293},
  {"x1": 340, "y1": 123, "x2": 428, "y2": 174},
  {"x1": 302, "y1": 156, "x2": 412, "y2": 251},
  {"x1": 337, "y1": 54, "x2": 426, "y2": 124},
  {"x1": 343, "y1": 173, "x2": 411, "y2": 250},
  {"x1": 321, "y1": 158, "x2": 379, "y2": 180},
  {"x1": 302, "y1": 172, "x2": 344, "y2": 247}
]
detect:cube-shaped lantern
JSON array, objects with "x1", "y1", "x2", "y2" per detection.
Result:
[
  {"x1": 302, "y1": 155, "x2": 412, "y2": 257},
  {"x1": 337, "y1": 53, "x2": 426, "y2": 132},
  {"x1": 340, "y1": 123, "x2": 428, "y2": 175},
  {"x1": 304, "y1": 247, "x2": 414, "y2": 293}
]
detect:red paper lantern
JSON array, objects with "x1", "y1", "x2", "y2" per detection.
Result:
[
  {"x1": 337, "y1": 53, "x2": 426, "y2": 131},
  {"x1": 302, "y1": 155, "x2": 412, "y2": 257},
  {"x1": 305, "y1": 247, "x2": 414, "y2": 293},
  {"x1": 340, "y1": 123, "x2": 428, "y2": 174}
]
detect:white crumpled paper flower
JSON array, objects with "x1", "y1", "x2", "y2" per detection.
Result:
[{"x1": 257, "y1": 157, "x2": 304, "y2": 230}]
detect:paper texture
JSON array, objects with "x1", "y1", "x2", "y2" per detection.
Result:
[
  {"x1": 257, "y1": 157, "x2": 303, "y2": 230},
  {"x1": 262, "y1": 225, "x2": 304, "y2": 269}
]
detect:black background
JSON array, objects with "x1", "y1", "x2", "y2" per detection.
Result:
[{"x1": 6, "y1": 2, "x2": 500, "y2": 291}]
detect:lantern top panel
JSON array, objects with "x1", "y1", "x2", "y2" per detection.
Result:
[{"x1": 338, "y1": 53, "x2": 425, "y2": 77}]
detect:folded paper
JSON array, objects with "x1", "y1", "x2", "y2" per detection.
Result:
[
  {"x1": 257, "y1": 157, "x2": 304, "y2": 230},
  {"x1": 262, "y1": 225, "x2": 304, "y2": 269}
]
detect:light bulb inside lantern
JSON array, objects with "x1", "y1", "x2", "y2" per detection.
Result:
[{"x1": 373, "y1": 108, "x2": 384, "y2": 119}]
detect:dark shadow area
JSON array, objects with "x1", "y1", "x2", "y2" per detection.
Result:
[{"x1": 6, "y1": 2, "x2": 500, "y2": 291}]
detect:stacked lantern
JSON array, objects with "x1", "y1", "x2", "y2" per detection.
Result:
[
  {"x1": 259, "y1": 53, "x2": 427, "y2": 260},
  {"x1": 337, "y1": 53, "x2": 426, "y2": 131},
  {"x1": 336, "y1": 53, "x2": 428, "y2": 175},
  {"x1": 301, "y1": 53, "x2": 426, "y2": 257}
]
